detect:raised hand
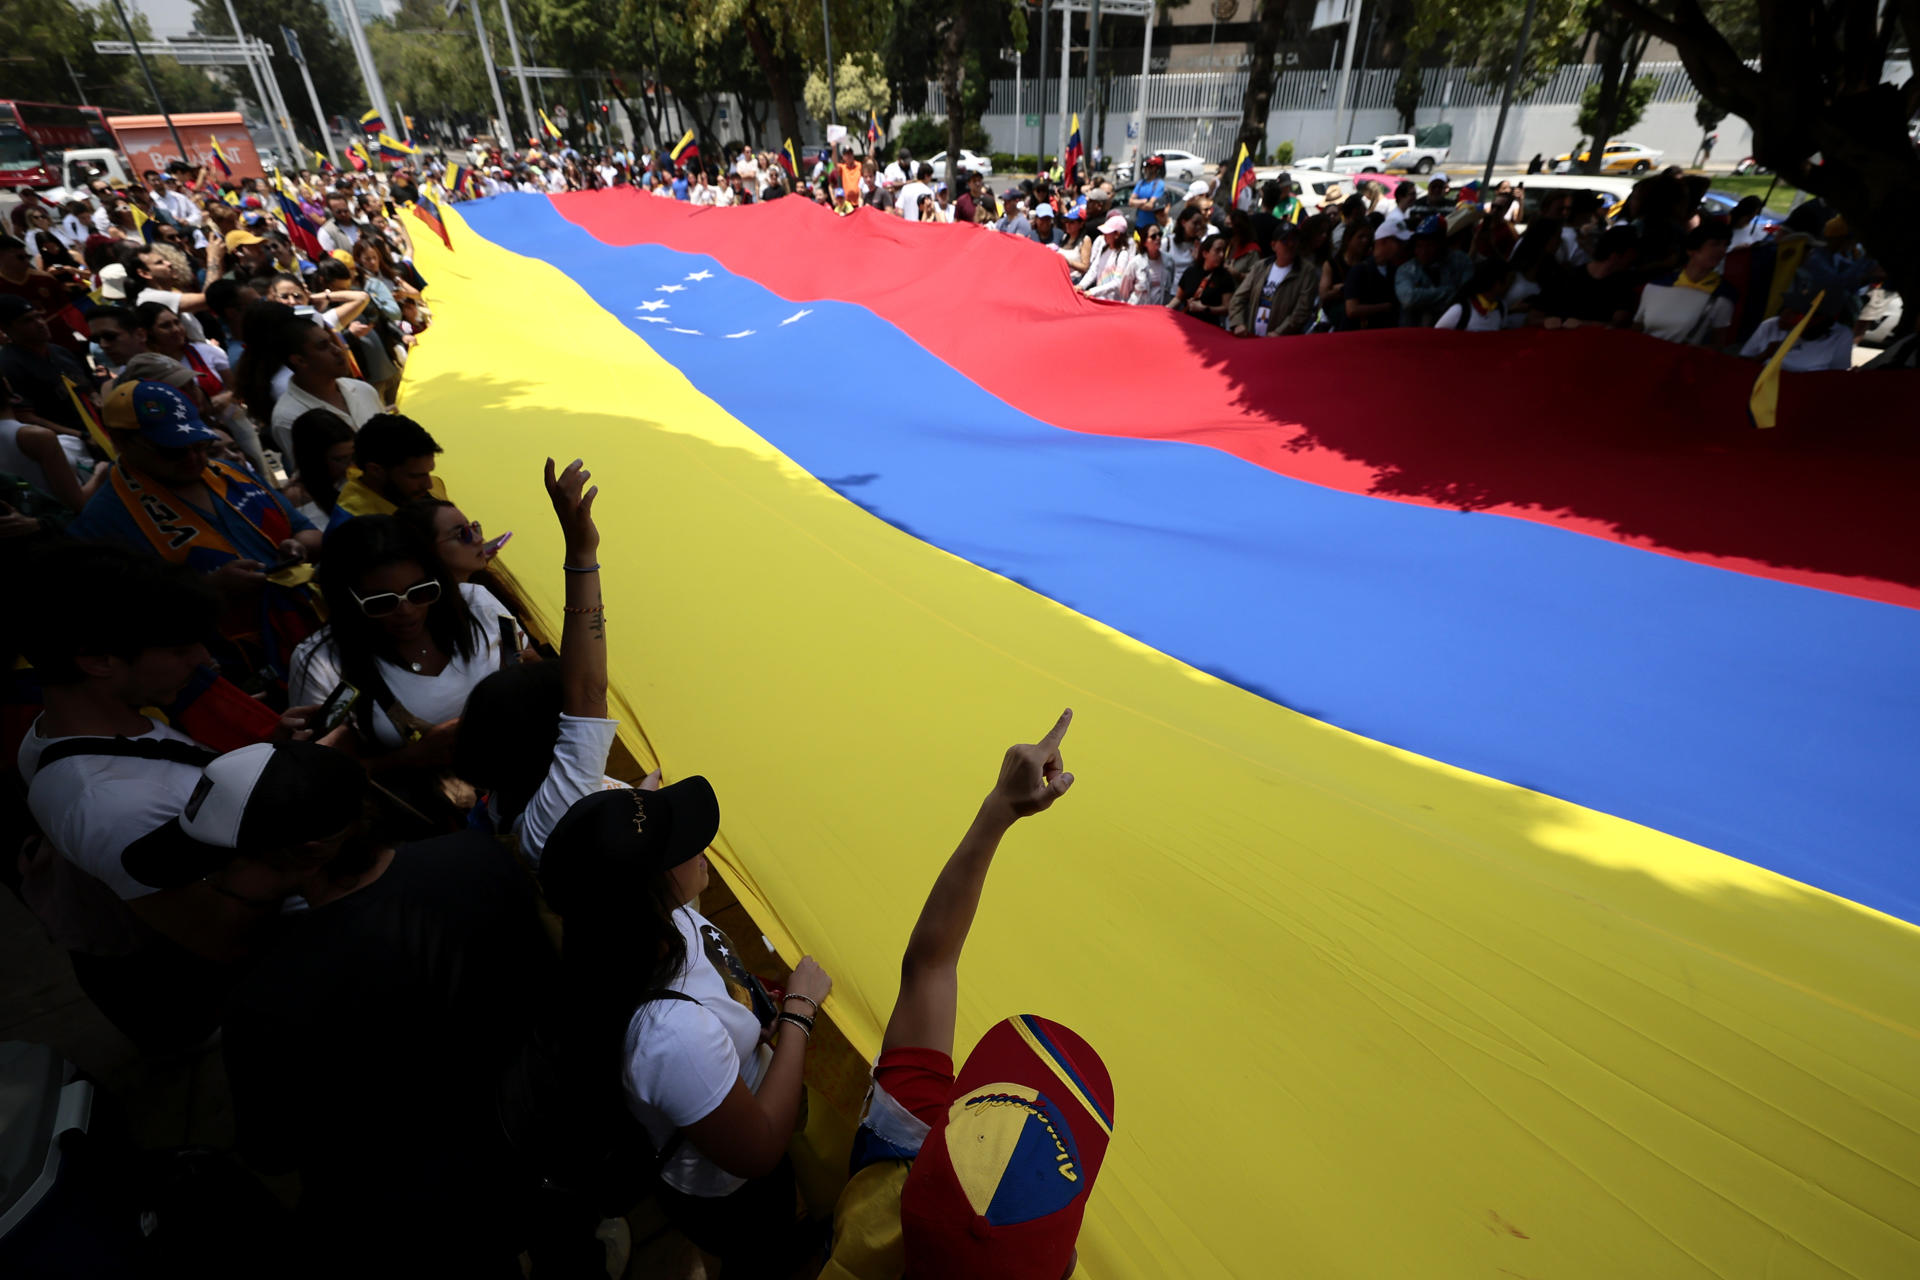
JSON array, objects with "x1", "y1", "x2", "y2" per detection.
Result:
[
  {"x1": 544, "y1": 456, "x2": 600, "y2": 560},
  {"x1": 988, "y1": 708, "x2": 1076, "y2": 820}
]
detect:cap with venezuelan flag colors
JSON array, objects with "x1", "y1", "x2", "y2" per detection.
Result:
[{"x1": 898, "y1": 1014, "x2": 1114, "y2": 1280}]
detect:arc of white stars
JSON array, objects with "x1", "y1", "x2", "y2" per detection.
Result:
[
  {"x1": 779, "y1": 309, "x2": 812, "y2": 326},
  {"x1": 684, "y1": 270, "x2": 714, "y2": 281},
  {"x1": 636, "y1": 316, "x2": 670, "y2": 324},
  {"x1": 724, "y1": 329, "x2": 755, "y2": 339},
  {"x1": 636, "y1": 299, "x2": 670, "y2": 311},
  {"x1": 656, "y1": 284, "x2": 686, "y2": 293},
  {"x1": 668, "y1": 326, "x2": 702, "y2": 335}
]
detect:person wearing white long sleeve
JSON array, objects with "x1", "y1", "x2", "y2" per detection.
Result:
[{"x1": 1077, "y1": 214, "x2": 1138, "y2": 301}]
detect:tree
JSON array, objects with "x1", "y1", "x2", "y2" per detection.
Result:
[
  {"x1": 1575, "y1": 5, "x2": 1651, "y2": 173},
  {"x1": 0, "y1": 0, "x2": 228, "y2": 114},
  {"x1": 1392, "y1": 55, "x2": 1425, "y2": 132},
  {"x1": 367, "y1": 0, "x2": 498, "y2": 129},
  {"x1": 1407, "y1": 0, "x2": 1589, "y2": 96},
  {"x1": 804, "y1": 52, "x2": 890, "y2": 128},
  {"x1": 1234, "y1": 0, "x2": 1287, "y2": 164},
  {"x1": 1602, "y1": 0, "x2": 1920, "y2": 310}
]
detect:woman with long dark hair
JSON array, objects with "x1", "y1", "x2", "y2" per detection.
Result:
[
  {"x1": 541, "y1": 777, "x2": 834, "y2": 1273},
  {"x1": 1320, "y1": 224, "x2": 1375, "y2": 330},
  {"x1": 287, "y1": 514, "x2": 515, "y2": 767}
]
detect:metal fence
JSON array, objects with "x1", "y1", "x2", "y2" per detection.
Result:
[{"x1": 946, "y1": 61, "x2": 1703, "y2": 120}]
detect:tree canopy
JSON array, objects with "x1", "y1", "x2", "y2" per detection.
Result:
[{"x1": 1, "y1": 0, "x2": 229, "y2": 114}]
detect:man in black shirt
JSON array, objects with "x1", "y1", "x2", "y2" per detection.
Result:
[
  {"x1": 142, "y1": 742, "x2": 561, "y2": 1274},
  {"x1": 0, "y1": 296, "x2": 93, "y2": 435}
]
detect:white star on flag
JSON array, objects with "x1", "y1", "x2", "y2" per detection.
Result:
[
  {"x1": 656, "y1": 284, "x2": 685, "y2": 293},
  {"x1": 779, "y1": 309, "x2": 812, "y2": 326},
  {"x1": 724, "y1": 329, "x2": 755, "y2": 339},
  {"x1": 684, "y1": 270, "x2": 713, "y2": 282},
  {"x1": 636, "y1": 316, "x2": 670, "y2": 324},
  {"x1": 637, "y1": 300, "x2": 669, "y2": 311},
  {"x1": 668, "y1": 326, "x2": 702, "y2": 335}
]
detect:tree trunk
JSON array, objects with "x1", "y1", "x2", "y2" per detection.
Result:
[
  {"x1": 741, "y1": 10, "x2": 802, "y2": 151},
  {"x1": 1583, "y1": 17, "x2": 1648, "y2": 175},
  {"x1": 1236, "y1": 0, "x2": 1286, "y2": 161},
  {"x1": 941, "y1": 4, "x2": 969, "y2": 194}
]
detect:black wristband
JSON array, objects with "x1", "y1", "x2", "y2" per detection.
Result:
[{"x1": 776, "y1": 1011, "x2": 814, "y2": 1038}]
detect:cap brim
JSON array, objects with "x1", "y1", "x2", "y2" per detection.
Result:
[
  {"x1": 653, "y1": 775, "x2": 720, "y2": 867},
  {"x1": 120, "y1": 818, "x2": 236, "y2": 891}
]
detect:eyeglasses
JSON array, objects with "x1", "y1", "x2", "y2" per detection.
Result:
[
  {"x1": 351, "y1": 579, "x2": 442, "y2": 617},
  {"x1": 440, "y1": 519, "x2": 484, "y2": 546}
]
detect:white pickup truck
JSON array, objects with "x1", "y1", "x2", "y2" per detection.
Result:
[{"x1": 1372, "y1": 124, "x2": 1453, "y2": 174}]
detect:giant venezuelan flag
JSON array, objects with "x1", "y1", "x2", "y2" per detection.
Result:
[{"x1": 400, "y1": 191, "x2": 1920, "y2": 1278}]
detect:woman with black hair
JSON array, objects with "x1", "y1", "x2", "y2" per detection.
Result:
[
  {"x1": 289, "y1": 409, "x2": 356, "y2": 521},
  {"x1": 287, "y1": 514, "x2": 516, "y2": 768},
  {"x1": 541, "y1": 778, "x2": 834, "y2": 1273}
]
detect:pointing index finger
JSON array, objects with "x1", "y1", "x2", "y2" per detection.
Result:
[{"x1": 1039, "y1": 708, "x2": 1073, "y2": 751}]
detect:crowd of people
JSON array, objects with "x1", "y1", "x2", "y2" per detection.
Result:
[
  {"x1": 2, "y1": 152, "x2": 1113, "y2": 1278},
  {"x1": 436, "y1": 135, "x2": 1888, "y2": 366}
]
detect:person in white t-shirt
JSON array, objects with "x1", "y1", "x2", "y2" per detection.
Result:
[
  {"x1": 15, "y1": 543, "x2": 324, "y2": 1050},
  {"x1": 897, "y1": 162, "x2": 936, "y2": 224},
  {"x1": 289, "y1": 514, "x2": 515, "y2": 761},
  {"x1": 1740, "y1": 290, "x2": 1855, "y2": 371},
  {"x1": 451, "y1": 457, "x2": 647, "y2": 867},
  {"x1": 541, "y1": 776, "x2": 835, "y2": 1272}
]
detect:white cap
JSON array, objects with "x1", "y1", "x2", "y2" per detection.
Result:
[
  {"x1": 98, "y1": 263, "x2": 129, "y2": 300},
  {"x1": 1099, "y1": 213, "x2": 1129, "y2": 234},
  {"x1": 1187, "y1": 179, "x2": 1212, "y2": 197},
  {"x1": 1032, "y1": 203, "x2": 1056, "y2": 219}
]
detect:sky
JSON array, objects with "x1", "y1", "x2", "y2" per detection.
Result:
[{"x1": 130, "y1": 0, "x2": 201, "y2": 38}]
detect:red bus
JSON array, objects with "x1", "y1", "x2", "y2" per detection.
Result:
[{"x1": 0, "y1": 100, "x2": 117, "y2": 190}]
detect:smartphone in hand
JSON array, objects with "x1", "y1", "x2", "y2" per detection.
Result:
[
  {"x1": 315, "y1": 681, "x2": 361, "y2": 735},
  {"x1": 499, "y1": 616, "x2": 522, "y2": 666}
]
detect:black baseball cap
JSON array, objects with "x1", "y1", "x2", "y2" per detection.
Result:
[
  {"x1": 122, "y1": 743, "x2": 369, "y2": 890},
  {"x1": 539, "y1": 777, "x2": 720, "y2": 916}
]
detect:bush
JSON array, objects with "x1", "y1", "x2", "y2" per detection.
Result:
[
  {"x1": 988, "y1": 153, "x2": 1044, "y2": 172},
  {"x1": 1272, "y1": 140, "x2": 1295, "y2": 165},
  {"x1": 891, "y1": 115, "x2": 990, "y2": 161}
]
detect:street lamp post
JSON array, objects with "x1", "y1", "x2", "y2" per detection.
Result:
[{"x1": 107, "y1": 0, "x2": 188, "y2": 162}]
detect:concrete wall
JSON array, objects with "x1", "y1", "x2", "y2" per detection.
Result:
[{"x1": 955, "y1": 62, "x2": 1752, "y2": 169}]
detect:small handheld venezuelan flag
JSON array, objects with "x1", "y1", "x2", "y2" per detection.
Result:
[
  {"x1": 866, "y1": 108, "x2": 880, "y2": 154},
  {"x1": 208, "y1": 134, "x2": 233, "y2": 178},
  {"x1": 1233, "y1": 143, "x2": 1256, "y2": 208},
  {"x1": 350, "y1": 139, "x2": 372, "y2": 171},
  {"x1": 377, "y1": 133, "x2": 417, "y2": 161},
  {"x1": 1063, "y1": 114, "x2": 1083, "y2": 184},
  {"x1": 412, "y1": 191, "x2": 452, "y2": 251},
  {"x1": 539, "y1": 107, "x2": 563, "y2": 141},
  {"x1": 444, "y1": 161, "x2": 469, "y2": 200},
  {"x1": 314, "y1": 149, "x2": 335, "y2": 174},
  {"x1": 781, "y1": 138, "x2": 799, "y2": 177},
  {"x1": 271, "y1": 170, "x2": 327, "y2": 263},
  {"x1": 670, "y1": 129, "x2": 699, "y2": 164},
  {"x1": 358, "y1": 107, "x2": 385, "y2": 136}
]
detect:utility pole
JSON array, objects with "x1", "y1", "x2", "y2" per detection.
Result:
[
  {"x1": 284, "y1": 26, "x2": 340, "y2": 167},
  {"x1": 497, "y1": 0, "x2": 540, "y2": 146},
  {"x1": 344, "y1": 0, "x2": 394, "y2": 142},
  {"x1": 1036, "y1": 0, "x2": 1049, "y2": 165},
  {"x1": 65, "y1": 56, "x2": 89, "y2": 106},
  {"x1": 1329, "y1": 0, "x2": 1362, "y2": 155},
  {"x1": 1128, "y1": 3, "x2": 1156, "y2": 169},
  {"x1": 107, "y1": 0, "x2": 187, "y2": 162},
  {"x1": 1057, "y1": 1, "x2": 1070, "y2": 169},
  {"x1": 1482, "y1": 0, "x2": 1538, "y2": 189},
  {"x1": 256, "y1": 35, "x2": 304, "y2": 163},
  {"x1": 1086, "y1": 0, "x2": 1101, "y2": 168},
  {"x1": 222, "y1": 0, "x2": 291, "y2": 163},
  {"x1": 470, "y1": 0, "x2": 514, "y2": 149},
  {"x1": 821, "y1": 0, "x2": 838, "y2": 125}
]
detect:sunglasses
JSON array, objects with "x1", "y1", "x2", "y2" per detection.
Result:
[
  {"x1": 440, "y1": 519, "x2": 484, "y2": 546},
  {"x1": 351, "y1": 579, "x2": 442, "y2": 617}
]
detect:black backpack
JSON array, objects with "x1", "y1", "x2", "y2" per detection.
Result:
[{"x1": 494, "y1": 990, "x2": 696, "y2": 1217}]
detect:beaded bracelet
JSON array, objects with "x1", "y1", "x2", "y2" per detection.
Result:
[
  {"x1": 562, "y1": 562, "x2": 601, "y2": 574},
  {"x1": 781, "y1": 993, "x2": 819, "y2": 1014},
  {"x1": 562, "y1": 604, "x2": 604, "y2": 615},
  {"x1": 776, "y1": 1011, "x2": 815, "y2": 1039}
]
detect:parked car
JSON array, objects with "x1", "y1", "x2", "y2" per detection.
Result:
[
  {"x1": 926, "y1": 149, "x2": 993, "y2": 177},
  {"x1": 1697, "y1": 189, "x2": 1784, "y2": 232},
  {"x1": 1112, "y1": 148, "x2": 1211, "y2": 185},
  {"x1": 1507, "y1": 173, "x2": 1639, "y2": 224},
  {"x1": 1372, "y1": 124, "x2": 1453, "y2": 173},
  {"x1": 1293, "y1": 143, "x2": 1387, "y2": 173},
  {"x1": 1554, "y1": 140, "x2": 1665, "y2": 174}
]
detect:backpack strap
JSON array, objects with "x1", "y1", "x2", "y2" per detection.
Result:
[
  {"x1": 34, "y1": 736, "x2": 218, "y2": 772},
  {"x1": 638, "y1": 988, "x2": 700, "y2": 1173}
]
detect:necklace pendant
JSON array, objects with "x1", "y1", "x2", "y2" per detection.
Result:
[{"x1": 409, "y1": 660, "x2": 424, "y2": 673}]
